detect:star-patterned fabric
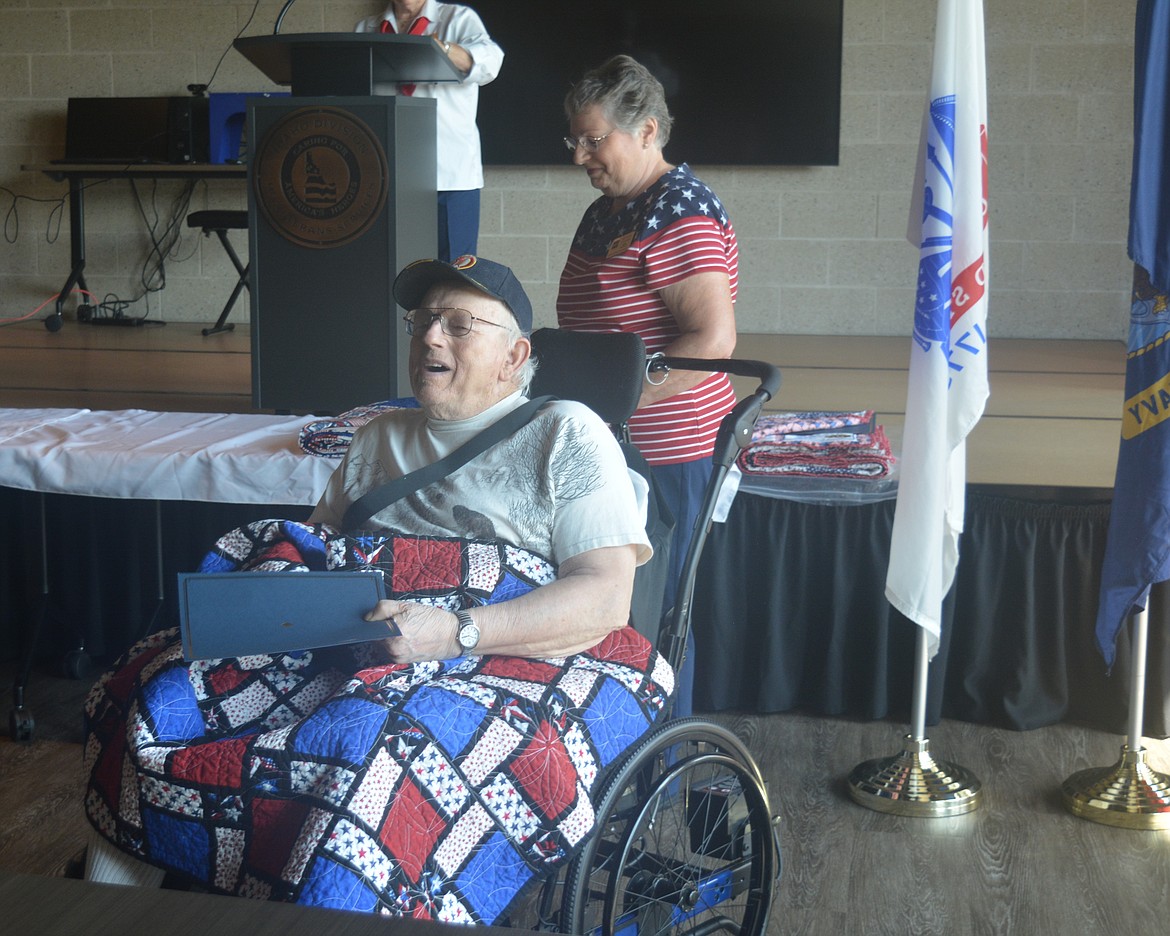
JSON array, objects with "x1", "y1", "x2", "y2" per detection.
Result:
[
  {"x1": 83, "y1": 520, "x2": 673, "y2": 924},
  {"x1": 557, "y1": 163, "x2": 739, "y2": 464}
]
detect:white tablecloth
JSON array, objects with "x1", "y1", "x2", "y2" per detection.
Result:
[{"x1": 0, "y1": 408, "x2": 337, "y2": 506}]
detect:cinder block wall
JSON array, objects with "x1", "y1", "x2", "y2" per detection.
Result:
[{"x1": 0, "y1": 0, "x2": 1136, "y2": 339}]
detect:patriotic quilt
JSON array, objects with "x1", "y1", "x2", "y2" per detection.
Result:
[
  {"x1": 747, "y1": 411, "x2": 877, "y2": 441},
  {"x1": 83, "y1": 520, "x2": 673, "y2": 924},
  {"x1": 298, "y1": 398, "x2": 419, "y2": 459},
  {"x1": 738, "y1": 413, "x2": 895, "y2": 480}
]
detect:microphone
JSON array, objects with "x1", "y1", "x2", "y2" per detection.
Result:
[{"x1": 273, "y1": 0, "x2": 298, "y2": 35}]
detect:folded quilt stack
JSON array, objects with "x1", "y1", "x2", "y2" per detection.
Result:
[
  {"x1": 298, "y1": 398, "x2": 419, "y2": 458},
  {"x1": 738, "y1": 410, "x2": 895, "y2": 480}
]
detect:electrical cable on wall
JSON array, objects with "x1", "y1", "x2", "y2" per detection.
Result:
[
  {"x1": 2, "y1": 185, "x2": 64, "y2": 245},
  {"x1": 131, "y1": 177, "x2": 198, "y2": 297},
  {"x1": 6, "y1": 171, "x2": 221, "y2": 328},
  {"x1": 6, "y1": 0, "x2": 262, "y2": 329},
  {"x1": 202, "y1": 0, "x2": 261, "y2": 93}
]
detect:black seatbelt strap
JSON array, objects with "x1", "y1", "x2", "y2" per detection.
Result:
[{"x1": 341, "y1": 395, "x2": 554, "y2": 530}]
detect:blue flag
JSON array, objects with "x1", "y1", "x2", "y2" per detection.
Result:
[
  {"x1": 1129, "y1": 0, "x2": 1170, "y2": 295},
  {"x1": 1095, "y1": 0, "x2": 1170, "y2": 668}
]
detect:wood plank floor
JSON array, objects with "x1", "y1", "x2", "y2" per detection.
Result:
[{"x1": 4, "y1": 664, "x2": 1170, "y2": 934}]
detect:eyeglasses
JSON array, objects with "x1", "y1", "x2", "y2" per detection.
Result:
[
  {"x1": 563, "y1": 129, "x2": 615, "y2": 153},
  {"x1": 403, "y1": 307, "x2": 507, "y2": 338}
]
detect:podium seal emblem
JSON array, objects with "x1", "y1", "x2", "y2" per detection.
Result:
[{"x1": 253, "y1": 106, "x2": 388, "y2": 250}]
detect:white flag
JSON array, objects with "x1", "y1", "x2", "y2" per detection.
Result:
[{"x1": 885, "y1": 0, "x2": 990, "y2": 659}]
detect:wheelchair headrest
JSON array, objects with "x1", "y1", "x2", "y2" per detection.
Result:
[{"x1": 529, "y1": 328, "x2": 647, "y2": 426}]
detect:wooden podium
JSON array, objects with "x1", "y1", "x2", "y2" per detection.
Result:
[{"x1": 235, "y1": 34, "x2": 459, "y2": 413}]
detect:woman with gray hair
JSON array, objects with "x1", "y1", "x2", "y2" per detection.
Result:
[{"x1": 557, "y1": 54, "x2": 739, "y2": 718}]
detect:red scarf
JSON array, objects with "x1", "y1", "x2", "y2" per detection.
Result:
[{"x1": 380, "y1": 15, "x2": 431, "y2": 96}]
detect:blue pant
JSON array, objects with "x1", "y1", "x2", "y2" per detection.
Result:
[
  {"x1": 649, "y1": 457, "x2": 712, "y2": 719},
  {"x1": 437, "y1": 189, "x2": 481, "y2": 262}
]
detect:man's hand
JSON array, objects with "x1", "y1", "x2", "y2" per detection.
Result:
[
  {"x1": 365, "y1": 600, "x2": 459, "y2": 662},
  {"x1": 361, "y1": 544, "x2": 638, "y2": 664}
]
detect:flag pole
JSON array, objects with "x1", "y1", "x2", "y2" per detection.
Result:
[
  {"x1": 846, "y1": 0, "x2": 987, "y2": 818},
  {"x1": 1066, "y1": 0, "x2": 1170, "y2": 833},
  {"x1": 1062, "y1": 603, "x2": 1170, "y2": 828},
  {"x1": 847, "y1": 622, "x2": 981, "y2": 817}
]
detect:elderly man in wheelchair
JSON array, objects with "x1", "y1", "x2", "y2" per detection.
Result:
[{"x1": 82, "y1": 257, "x2": 777, "y2": 933}]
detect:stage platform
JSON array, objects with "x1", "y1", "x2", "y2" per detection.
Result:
[
  {"x1": 0, "y1": 321, "x2": 1127, "y2": 491},
  {"x1": 728, "y1": 333, "x2": 1124, "y2": 491}
]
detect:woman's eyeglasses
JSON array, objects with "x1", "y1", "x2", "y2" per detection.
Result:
[
  {"x1": 563, "y1": 130, "x2": 615, "y2": 153},
  {"x1": 403, "y1": 308, "x2": 506, "y2": 338}
]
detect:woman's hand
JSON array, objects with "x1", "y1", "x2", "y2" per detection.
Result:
[
  {"x1": 435, "y1": 37, "x2": 473, "y2": 75},
  {"x1": 364, "y1": 600, "x2": 458, "y2": 663},
  {"x1": 643, "y1": 271, "x2": 737, "y2": 406}
]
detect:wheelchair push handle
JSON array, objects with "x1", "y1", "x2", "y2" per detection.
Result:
[
  {"x1": 651, "y1": 354, "x2": 782, "y2": 680},
  {"x1": 646, "y1": 355, "x2": 781, "y2": 402}
]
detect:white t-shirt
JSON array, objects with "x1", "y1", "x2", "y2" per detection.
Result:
[{"x1": 310, "y1": 394, "x2": 652, "y2": 567}]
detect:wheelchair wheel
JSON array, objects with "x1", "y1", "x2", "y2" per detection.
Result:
[{"x1": 562, "y1": 718, "x2": 778, "y2": 935}]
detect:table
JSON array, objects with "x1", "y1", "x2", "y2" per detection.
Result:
[
  {"x1": 22, "y1": 162, "x2": 247, "y2": 330},
  {"x1": 0, "y1": 408, "x2": 334, "y2": 505},
  {"x1": 691, "y1": 485, "x2": 1170, "y2": 738},
  {"x1": 0, "y1": 408, "x2": 337, "y2": 733}
]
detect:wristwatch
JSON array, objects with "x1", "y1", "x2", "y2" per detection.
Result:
[
  {"x1": 440, "y1": 39, "x2": 452, "y2": 55},
  {"x1": 455, "y1": 609, "x2": 480, "y2": 655}
]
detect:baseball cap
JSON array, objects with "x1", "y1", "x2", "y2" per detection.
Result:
[{"x1": 393, "y1": 255, "x2": 533, "y2": 334}]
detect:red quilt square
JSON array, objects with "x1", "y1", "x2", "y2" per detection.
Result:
[
  {"x1": 89, "y1": 712, "x2": 127, "y2": 809},
  {"x1": 480, "y1": 656, "x2": 560, "y2": 686},
  {"x1": 107, "y1": 643, "x2": 168, "y2": 698},
  {"x1": 510, "y1": 720, "x2": 577, "y2": 820},
  {"x1": 169, "y1": 736, "x2": 249, "y2": 788},
  {"x1": 380, "y1": 777, "x2": 443, "y2": 883},
  {"x1": 249, "y1": 797, "x2": 311, "y2": 878},
  {"x1": 591, "y1": 626, "x2": 654, "y2": 670},
  {"x1": 392, "y1": 537, "x2": 463, "y2": 593},
  {"x1": 259, "y1": 540, "x2": 306, "y2": 565},
  {"x1": 207, "y1": 665, "x2": 249, "y2": 696}
]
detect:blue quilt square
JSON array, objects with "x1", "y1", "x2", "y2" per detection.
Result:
[
  {"x1": 198, "y1": 552, "x2": 235, "y2": 574},
  {"x1": 283, "y1": 521, "x2": 327, "y2": 566},
  {"x1": 142, "y1": 808, "x2": 209, "y2": 879},
  {"x1": 456, "y1": 829, "x2": 528, "y2": 924},
  {"x1": 579, "y1": 677, "x2": 650, "y2": 768},
  {"x1": 295, "y1": 696, "x2": 387, "y2": 761},
  {"x1": 402, "y1": 686, "x2": 486, "y2": 757},
  {"x1": 487, "y1": 571, "x2": 535, "y2": 604},
  {"x1": 143, "y1": 667, "x2": 203, "y2": 742},
  {"x1": 298, "y1": 855, "x2": 381, "y2": 912}
]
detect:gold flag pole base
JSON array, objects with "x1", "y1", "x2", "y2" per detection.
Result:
[
  {"x1": 1061, "y1": 744, "x2": 1170, "y2": 830},
  {"x1": 847, "y1": 735, "x2": 982, "y2": 817}
]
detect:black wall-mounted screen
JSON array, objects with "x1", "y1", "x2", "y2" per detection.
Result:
[{"x1": 474, "y1": 0, "x2": 843, "y2": 167}]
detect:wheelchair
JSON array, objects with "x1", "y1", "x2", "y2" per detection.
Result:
[
  {"x1": 516, "y1": 329, "x2": 783, "y2": 935},
  {"x1": 77, "y1": 329, "x2": 781, "y2": 934}
]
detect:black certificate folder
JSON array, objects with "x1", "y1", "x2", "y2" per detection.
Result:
[{"x1": 177, "y1": 570, "x2": 390, "y2": 661}]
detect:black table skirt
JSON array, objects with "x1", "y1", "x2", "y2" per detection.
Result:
[
  {"x1": 4, "y1": 487, "x2": 1167, "y2": 738},
  {"x1": 691, "y1": 489, "x2": 1170, "y2": 738},
  {"x1": 0, "y1": 490, "x2": 311, "y2": 666}
]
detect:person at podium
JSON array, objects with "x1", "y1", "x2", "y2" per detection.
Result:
[{"x1": 357, "y1": 1, "x2": 504, "y2": 261}]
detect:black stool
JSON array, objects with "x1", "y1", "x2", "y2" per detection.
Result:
[{"x1": 187, "y1": 209, "x2": 249, "y2": 336}]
